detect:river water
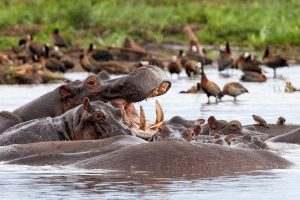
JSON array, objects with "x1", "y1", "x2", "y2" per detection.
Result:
[{"x1": 0, "y1": 67, "x2": 300, "y2": 199}]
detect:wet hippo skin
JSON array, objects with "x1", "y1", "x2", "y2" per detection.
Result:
[
  {"x1": 0, "y1": 66, "x2": 171, "y2": 133},
  {"x1": 0, "y1": 136, "x2": 292, "y2": 178},
  {"x1": 0, "y1": 98, "x2": 133, "y2": 146}
]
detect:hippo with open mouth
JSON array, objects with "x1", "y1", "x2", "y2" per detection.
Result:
[
  {"x1": 0, "y1": 97, "x2": 133, "y2": 146},
  {"x1": 0, "y1": 65, "x2": 171, "y2": 133}
]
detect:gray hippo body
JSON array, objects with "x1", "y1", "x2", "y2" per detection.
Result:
[
  {"x1": 0, "y1": 135, "x2": 292, "y2": 178},
  {"x1": 0, "y1": 98, "x2": 133, "y2": 146},
  {"x1": 0, "y1": 66, "x2": 171, "y2": 133}
]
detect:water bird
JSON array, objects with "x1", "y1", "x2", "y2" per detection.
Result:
[
  {"x1": 51, "y1": 28, "x2": 68, "y2": 48},
  {"x1": 184, "y1": 60, "x2": 201, "y2": 77},
  {"x1": 222, "y1": 82, "x2": 248, "y2": 101},
  {"x1": 262, "y1": 47, "x2": 288, "y2": 78},
  {"x1": 217, "y1": 42, "x2": 235, "y2": 72},
  {"x1": 276, "y1": 117, "x2": 286, "y2": 125},
  {"x1": 252, "y1": 115, "x2": 269, "y2": 128},
  {"x1": 200, "y1": 63, "x2": 223, "y2": 103}
]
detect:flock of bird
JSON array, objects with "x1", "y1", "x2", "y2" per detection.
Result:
[
  {"x1": 0, "y1": 27, "x2": 290, "y2": 104},
  {"x1": 167, "y1": 40, "x2": 289, "y2": 103}
]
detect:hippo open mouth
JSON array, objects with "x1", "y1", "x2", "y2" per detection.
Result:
[{"x1": 110, "y1": 99, "x2": 165, "y2": 139}]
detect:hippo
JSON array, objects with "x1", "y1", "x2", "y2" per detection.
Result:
[
  {"x1": 0, "y1": 135, "x2": 292, "y2": 178},
  {"x1": 0, "y1": 97, "x2": 133, "y2": 146},
  {"x1": 148, "y1": 115, "x2": 267, "y2": 149},
  {"x1": 244, "y1": 124, "x2": 300, "y2": 144},
  {"x1": 148, "y1": 116, "x2": 205, "y2": 142},
  {"x1": 0, "y1": 66, "x2": 171, "y2": 133}
]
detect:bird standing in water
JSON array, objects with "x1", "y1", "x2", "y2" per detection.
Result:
[
  {"x1": 222, "y1": 82, "x2": 248, "y2": 101},
  {"x1": 262, "y1": 47, "x2": 288, "y2": 78},
  {"x1": 200, "y1": 63, "x2": 223, "y2": 103}
]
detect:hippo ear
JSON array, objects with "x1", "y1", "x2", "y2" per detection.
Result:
[
  {"x1": 193, "y1": 125, "x2": 202, "y2": 135},
  {"x1": 195, "y1": 118, "x2": 205, "y2": 125},
  {"x1": 97, "y1": 70, "x2": 110, "y2": 80},
  {"x1": 83, "y1": 97, "x2": 91, "y2": 111},
  {"x1": 59, "y1": 85, "x2": 73, "y2": 99},
  {"x1": 84, "y1": 75, "x2": 99, "y2": 87},
  {"x1": 208, "y1": 116, "x2": 217, "y2": 130}
]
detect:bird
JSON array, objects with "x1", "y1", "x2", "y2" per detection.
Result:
[
  {"x1": 180, "y1": 83, "x2": 201, "y2": 93},
  {"x1": 200, "y1": 63, "x2": 223, "y2": 103},
  {"x1": 167, "y1": 51, "x2": 182, "y2": 77},
  {"x1": 87, "y1": 43, "x2": 114, "y2": 62},
  {"x1": 217, "y1": 42, "x2": 235, "y2": 72},
  {"x1": 276, "y1": 117, "x2": 286, "y2": 125},
  {"x1": 222, "y1": 82, "x2": 248, "y2": 101},
  {"x1": 135, "y1": 57, "x2": 165, "y2": 70},
  {"x1": 252, "y1": 115, "x2": 269, "y2": 128},
  {"x1": 235, "y1": 52, "x2": 262, "y2": 73},
  {"x1": 241, "y1": 71, "x2": 267, "y2": 83},
  {"x1": 262, "y1": 47, "x2": 288, "y2": 78},
  {"x1": 184, "y1": 60, "x2": 201, "y2": 77},
  {"x1": 51, "y1": 28, "x2": 68, "y2": 48}
]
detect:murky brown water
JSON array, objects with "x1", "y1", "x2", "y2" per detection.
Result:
[{"x1": 0, "y1": 67, "x2": 300, "y2": 199}]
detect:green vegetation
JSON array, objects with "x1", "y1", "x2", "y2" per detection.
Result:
[{"x1": 0, "y1": 0, "x2": 299, "y2": 50}]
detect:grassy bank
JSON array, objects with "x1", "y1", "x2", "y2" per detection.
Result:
[{"x1": 0, "y1": 0, "x2": 299, "y2": 50}]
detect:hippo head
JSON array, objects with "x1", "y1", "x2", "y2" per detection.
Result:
[
  {"x1": 57, "y1": 66, "x2": 171, "y2": 118},
  {"x1": 148, "y1": 116, "x2": 205, "y2": 142},
  {"x1": 68, "y1": 97, "x2": 134, "y2": 140},
  {"x1": 58, "y1": 65, "x2": 171, "y2": 134},
  {"x1": 201, "y1": 116, "x2": 243, "y2": 136}
]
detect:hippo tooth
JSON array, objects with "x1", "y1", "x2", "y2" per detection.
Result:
[
  {"x1": 149, "y1": 121, "x2": 164, "y2": 130},
  {"x1": 155, "y1": 100, "x2": 164, "y2": 124},
  {"x1": 139, "y1": 105, "x2": 146, "y2": 131}
]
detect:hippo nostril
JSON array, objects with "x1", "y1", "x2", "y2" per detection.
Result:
[{"x1": 94, "y1": 111, "x2": 106, "y2": 121}]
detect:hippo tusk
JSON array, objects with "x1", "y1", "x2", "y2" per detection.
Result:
[
  {"x1": 149, "y1": 121, "x2": 164, "y2": 130},
  {"x1": 139, "y1": 105, "x2": 146, "y2": 131},
  {"x1": 155, "y1": 100, "x2": 164, "y2": 124}
]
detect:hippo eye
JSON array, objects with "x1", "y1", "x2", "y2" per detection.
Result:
[{"x1": 94, "y1": 111, "x2": 106, "y2": 121}]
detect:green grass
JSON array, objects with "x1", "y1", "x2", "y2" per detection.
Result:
[{"x1": 0, "y1": 0, "x2": 299, "y2": 50}]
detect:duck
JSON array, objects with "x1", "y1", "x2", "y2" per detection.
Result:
[
  {"x1": 79, "y1": 53, "x2": 97, "y2": 73},
  {"x1": 241, "y1": 71, "x2": 267, "y2": 83},
  {"x1": 87, "y1": 43, "x2": 114, "y2": 62},
  {"x1": 262, "y1": 47, "x2": 288, "y2": 78},
  {"x1": 51, "y1": 28, "x2": 68, "y2": 48},
  {"x1": 80, "y1": 53, "x2": 129, "y2": 74},
  {"x1": 135, "y1": 57, "x2": 165, "y2": 70},
  {"x1": 217, "y1": 42, "x2": 235, "y2": 72},
  {"x1": 184, "y1": 60, "x2": 201, "y2": 77},
  {"x1": 235, "y1": 52, "x2": 262, "y2": 73},
  {"x1": 200, "y1": 63, "x2": 223, "y2": 103},
  {"x1": 222, "y1": 82, "x2": 248, "y2": 101},
  {"x1": 167, "y1": 51, "x2": 183, "y2": 77},
  {"x1": 180, "y1": 83, "x2": 201, "y2": 94}
]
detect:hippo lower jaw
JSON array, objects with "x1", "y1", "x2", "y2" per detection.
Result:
[{"x1": 110, "y1": 99, "x2": 165, "y2": 140}]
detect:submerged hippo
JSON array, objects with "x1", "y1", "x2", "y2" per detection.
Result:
[
  {"x1": 149, "y1": 115, "x2": 267, "y2": 149},
  {"x1": 149, "y1": 116, "x2": 205, "y2": 142},
  {"x1": 0, "y1": 135, "x2": 292, "y2": 178},
  {"x1": 0, "y1": 98, "x2": 133, "y2": 146},
  {"x1": 0, "y1": 66, "x2": 171, "y2": 133},
  {"x1": 244, "y1": 124, "x2": 300, "y2": 144}
]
